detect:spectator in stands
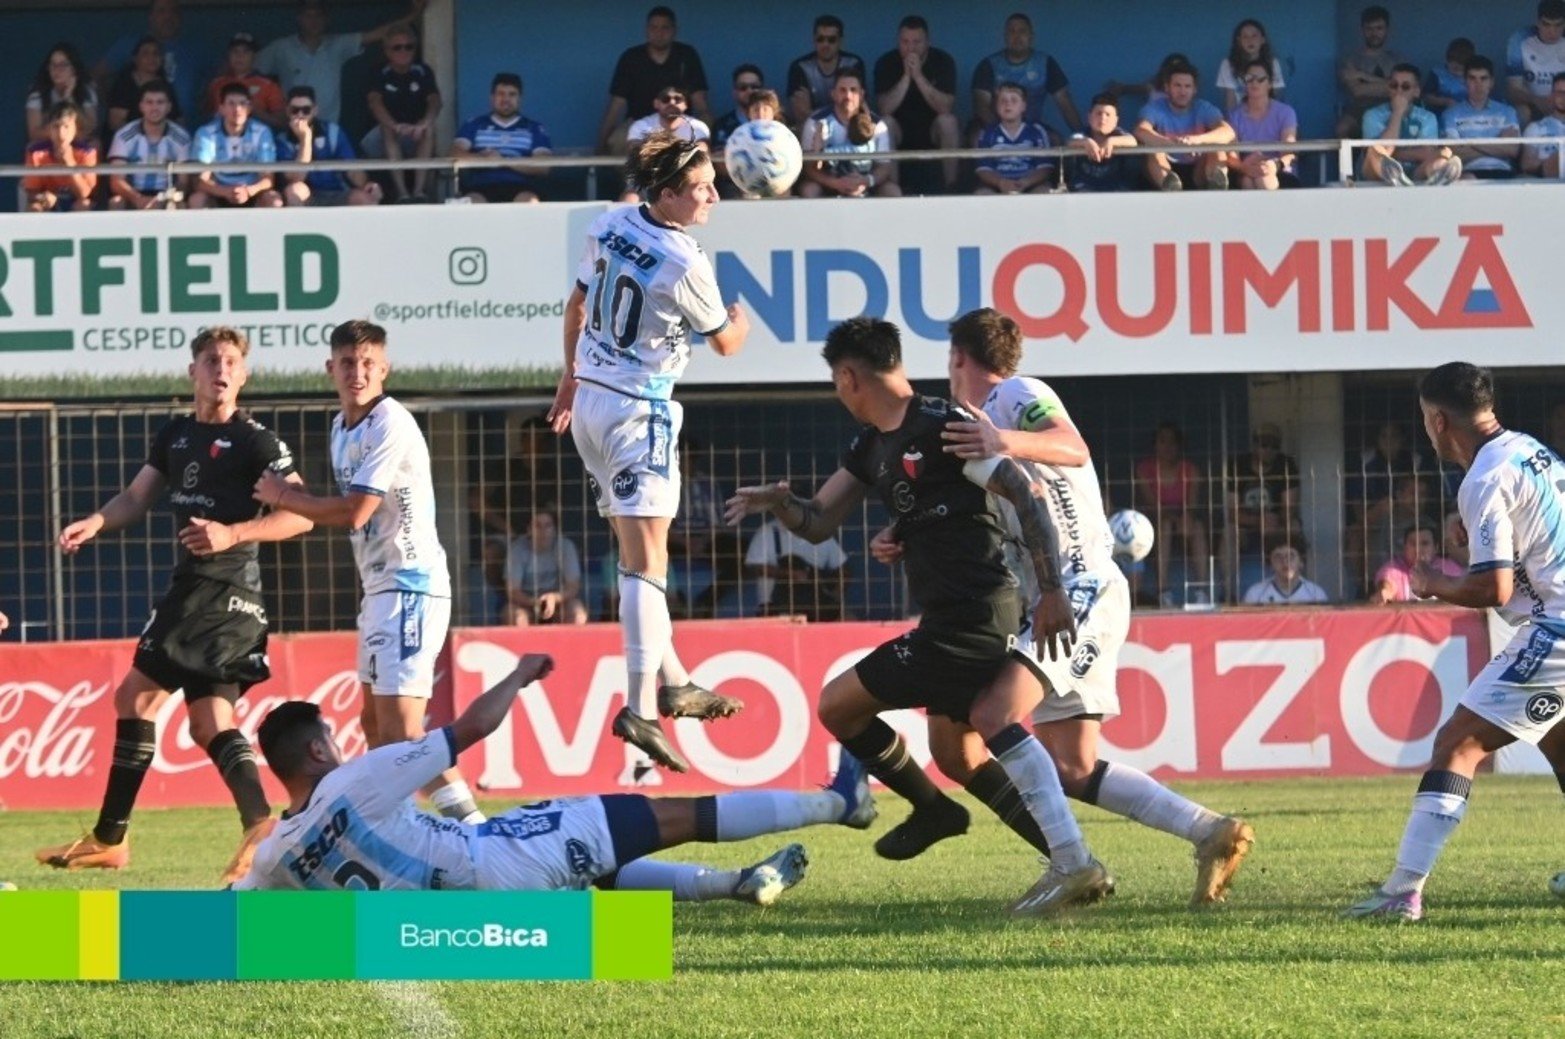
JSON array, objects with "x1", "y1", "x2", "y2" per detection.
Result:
[
  {"x1": 873, "y1": 15, "x2": 961, "y2": 190},
  {"x1": 257, "y1": 0, "x2": 426, "y2": 125},
  {"x1": 1134, "y1": 421, "x2": 1212, "y2": 602},
  {"x1": 1243, "y1": 536, "x2": 1329, "y2": 606},
  {"x1": 668, "y1": 437, "x2": 746, "y2": 617},
  {"x1": 596, "y1": 6, "x2": 711, "y2": 155},
  {"x1": 107, "y1": 79, "x2": 190, "y2": 210},
  {"x1": 1367, "y1": 522, "x2": 1461, "y2": 605},
  {"x1": 205, "y1": 33, "x2": 284, "y2": 129},
  {"x1": 23, "y1": 101, "x2": 98, "y2": 213},
  {"x1": 973, "y1": 83, "x2": 1055, "y2": 195},
  {"x1": 275, "y1": 86, "x2": 381, "y2": 206},
  {"x1": 1358, "y1": 473, "x2": 1441, "y2": 598},
  {"x1": 1103, "y1": 52, "x2": 1191, "y2": 106},
  {"x1": 1360, "y1": 63, "x2": 1462, "y2": 186},
  {"x1": 786, "y1": 15, "x2": 864, "y2": 128},
  {"x1": 1444, "y1": 56, "x2": 1522, "y2": 180},
  {"x1": 718, "y1": 82, "x2": 783, "y2": 199},
  {"x1": 453, "y1": 72, "x2": 552, "y2": 204},
  {"x1": 746, "y1": 517, "x2": 849, "y2": 621},
  {"x1": 27, "y1": 44, "x2": 100, "y2": 145},
  {"x1": 627, "y1": 83, "x2": 711, "y2": 147},
  {"x1": 1423, "y1": 37, "x2": 1476, "y2": 114},
  {"x1": 1343, "y1": 421, "x2": 1430, "y2": 595},
  {"x1": 188, "y1": 82, "x2": 282, "y2": 209},
  {"x1": 1065, "y1": 93, "x2": 1137, "y2": 193},
  {"x1": 1216, "y1": 18, "x2": 1287, "y2": 113},
  {"x1": 1225, "y1": 59, "x2": 1298, "y2": 190},
  {"x1": 798, "y1": 69, "x2": 899, "y2": 197},
  {"x1": 1522, "y1": 72, "x2": 1565, "y2": 175},
  {"x1": 970, "y1": 12, "x2": 1080, "y2": 139},
  {"x1": 1133, "y1": 60, "x2": 1233, "y2": 191},
  {"x1": 96, "y1": 0, "x2": 208, "y2": 122},
  {"x1": 1337, "y1": 5, "x2": 1404, "y2": 136},
  {"x1": 709, "y1": 64, "x2": 763, "y2": 157},
  {"x1": 106, "y1": 36, "x2": 180, "y2": 137},
  {"x1": 1221, "y1": 421, "x2": 1298, "y2": 601},
  {"x1": 1507, "y1": 0, "x2": 1565, "y2": 122},
  {"x1": 363, "y1": 23, "x2": 440, "y2": 203},
  {"x1": 505, "y1": 508, "x2": 588, "y2": 627}
]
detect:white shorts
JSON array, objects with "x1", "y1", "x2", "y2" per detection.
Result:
[
  {"x1": 572, "y1": 380, "x2": 682, "y2": 518},
  {"x1": 357, "y1": 591, "x2": 451, "y2": 699},
  {"x1": 1018, "y1": 576, "x2": 1130, "y2": 725},
  {"x1": 472, "y1": 797, "x2": 619, "y2": 891},
  {"x1": 1459, "y1": 622, "x2": 1565, "y2": 744}
]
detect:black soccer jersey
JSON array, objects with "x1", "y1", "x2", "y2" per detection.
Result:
[
  {"x1": 842, "y1": 395, "x2": 1016, "y2": 612},
  {"x1": 145, "y1": 411, "x2": 296, "y2": 587}
]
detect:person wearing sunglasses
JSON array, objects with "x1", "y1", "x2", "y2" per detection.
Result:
[
  {"x1": 597, "y1": 6, "x2": 712, "y2": 155},
  {"x1": 256, "y1": 0, "x2": 427, "y2": 125},
  {"x1": 1360, "y1": 62, "x2": 1462, "y2": 186},
  {"x1": 626, "y1": 83, "x2": 711, "y2": 149},
  {"x1": 363, "y1": 23, "x2": 440, "y2": 202},
  {"x1": 1224, "y1": 59, "x2": 1298, "y2": 189},
  {"x1": 205, "y1": 32, "x2": 284, "y2": 129},
  {"x1": 276, "y1": 85, "x2": 381, "y2": 206},
  {"x1": 786, "y1": 14, "x2": 864, "y2": 127},
  {"x1": 709, "y1": 64, "x2": 764, "y2": 198}
]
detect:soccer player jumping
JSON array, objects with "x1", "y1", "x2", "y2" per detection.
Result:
[{"x1": 1347, "y1": 362, "x2": 1565, "y2": 922}]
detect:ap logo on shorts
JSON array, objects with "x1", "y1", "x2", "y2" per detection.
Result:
[
  {"x1": 1070, "y1": 639, "x2": 1101, "y2": 680},
  {"x1": 1524, "y1": 691, "x2": 1563, "y2": 725},
  {"x1": 612, "y1": 469, "x2": 638, "y2": 500}
]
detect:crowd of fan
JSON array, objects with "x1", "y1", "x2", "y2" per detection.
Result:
[{"x1": 21, "y1": 0, "x2": 1565, "y2": 212}]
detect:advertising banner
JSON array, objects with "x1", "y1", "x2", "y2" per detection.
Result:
[
  {"x1": 0, "y1": 609, "x2": 1491, "y2": 811},
  {"x1": 0, "y1": 191, "x2": 1551, "y2": 381}
]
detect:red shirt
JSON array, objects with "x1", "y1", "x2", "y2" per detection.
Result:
[{"x1": 23, "y1": 138, "x2": 98, "y2": 196}]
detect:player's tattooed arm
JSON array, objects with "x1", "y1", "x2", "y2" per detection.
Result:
[
  {"x1": 725, "y1": 468, "x2": 865, "y2": 544},
  {"x1": 985, "y1": 458, "x2": 1064, "y2": 593}
]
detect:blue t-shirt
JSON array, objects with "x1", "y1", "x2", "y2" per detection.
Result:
[
  {"x1": 976, "y1": 121, "x2": 1053, "y2": 179},
  {"x1": 971, "y1": 50, "x2": 1069, "y2": 125},
  {"x1": 275, "y1": 120, "x2": 357, "y2": 192},
  {"x1": 1523, "y1": 113, "x2": 1565, "y2": 161},
  {"x1": 1361, "y1": 103, "x2": 1439, "y2": 141},
  {"x1": 1139, "y1": 96, "x2": 1225, "y2": 164},
  {"x1": 192, "y1": 117, "x2": 277, "y2": 187},
  {"x1": 1423, "y1": 67, "x2": 1468, "y2": 107},
  {"x1": 454, "y1": 113, "x2": 551, "y2": 188},
  {"x1": 1442, "y1": 99, "x2": 1521, "y2": 171}
]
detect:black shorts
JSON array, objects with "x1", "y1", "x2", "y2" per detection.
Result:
[
  {"x1": 854, "y1": 597, "x2": 1020, "y2": 722},
  {"x1": 132, "y1": 574, "x2": 270, "y2": 701}
]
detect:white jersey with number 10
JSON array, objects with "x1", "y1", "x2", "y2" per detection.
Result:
[{"x1": 572, "y1": 203, "x2": 729, "y2": 401}]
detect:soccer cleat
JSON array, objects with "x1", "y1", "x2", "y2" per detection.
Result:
[
  {"x1": 36, "y1": 834, "x2": 129, "y2": 871},
  {"x1": 1192, "y1": 816, "x2": 1256, "y2": 906},
  {"x1": 1379, "y1": 158, "x2": 1415, "y2": 187},
  {"x1": 1205, "y1": 164, "x2": 1230, "y2": 190},
  {"x1": 1009, "y1": 857, "x2": 1113, "y2": 917},
  {"x1": 611, "y1": 706, "x2": 690, "y2": 773},
  {"x1": 873, "y1": 797, "x2": 970, "y2": 860},
  {"x1": 657, "y1": 682, "x2": 744, "y2": 721},
  {"x1": 826, "y1": 752, "x2": 877, "y2": 829},
  {"x1": 1343, "y1": 888, "x2": 1423, "y2": 922},
  {"x1": 1159, "y1": 170, "x2": 1184, "y2": 191},
  {"x1": 219, "y1": 817, "x2": 278, "y2": 887},
  {"x1": 1423, "y1": 156, "x2": 1463, "y2": 186},
  {"x1": 734, "y1": 843, "x2": 809, "y2": 906}
]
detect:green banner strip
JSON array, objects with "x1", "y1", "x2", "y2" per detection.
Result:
[
  {"x1": 0, "y1": 330, "x2": 73, "y2": 352},
  {"x1": 593, "y1": 889, "x2": 674, "y2": 980}
]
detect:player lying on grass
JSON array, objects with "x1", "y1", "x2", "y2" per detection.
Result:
[{"x1": 232, "y1": 654, "x2": 874, "y2": 905}]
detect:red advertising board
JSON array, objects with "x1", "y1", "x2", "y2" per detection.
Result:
[{"x1": 0, "y1": 609, "x2": 1490, "y2": 810}]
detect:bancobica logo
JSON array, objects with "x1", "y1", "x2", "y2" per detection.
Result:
[
  {"x1": 399, "y1": 922, "x2": 548, "y2": 948},
  {"x1": 612, "y1": 469, "x2": 638, "y2": 500},
  {"x1": 1525, "y1": 691, "x2": 1563, "y2": 724}
]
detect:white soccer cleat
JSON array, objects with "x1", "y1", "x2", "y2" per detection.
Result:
[
  {"x1": 734, "y1": 843, "x2": 808, "y2": 906},
  {"x1": 1009, "y1": 857, "x2": 1113, "y2": 917}
]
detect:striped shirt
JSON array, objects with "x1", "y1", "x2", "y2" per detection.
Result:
[{"x1": 108, "y1": 119, "x2": 191, "y2": 193}]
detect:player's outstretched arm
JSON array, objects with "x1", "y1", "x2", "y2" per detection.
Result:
[
  {"x1": 252, "y1": 473, "x2": 378, "y2": 529},
  {"x1": 450, "y1": 654, "x2": 556, "y2": 754},
  {"x1": 725, "y1": 468, "x2": 865, "y2": 544},
  {"x1": 969, "y1": 455, "x2": 1076, "y2": 660},
  {"x1": 59, "y1": 465, "x2": 167, "y2": 554}
]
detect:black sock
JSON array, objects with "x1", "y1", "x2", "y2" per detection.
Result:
[
  {"x1": 206, "y1": 729, "x2": 272, "y2": 829},
  {"x1": 964, "y1": 759, "x2": 1049, "y2": 856},
  {"x1": 841, "y1": 718, "x2": 947, "y2": 810},
  {"x1": 93, "y1": 719, "x2": 156, "y2": 845},
  {"x1": 1076, "y1": 761, "x2": 1110, "y2": 805}
]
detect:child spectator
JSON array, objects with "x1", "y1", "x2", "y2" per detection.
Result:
[
  {"x1": 1368, "y1": 522, "x2": 1462, "y2": 604},
  {"x1": 973, "y1": 83, "x2": 1055, "y2": 195},
  {"x1": 1065, "y1": 93, "x2": 1137, "y2": 193},
  {"x1": 1243, "y1": 537, "x2": 1329, "y2": 605},
  {"x1": 1423, "y1": 37, "x2": 1476, "y2": 113},
  {"x1": 505, "y1": 509, "x2": 588, "y2": 626},
  {"x1": 24, "y1": 101, "x2": 98, "y2": 212},
  {"x1": 1216, "y1": 19, "x2": 1287, "y2": 112},
  {"x1": 1134, "y1": 421, "x2": 1212, "y2": 601}
]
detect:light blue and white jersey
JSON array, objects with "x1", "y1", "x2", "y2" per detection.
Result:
[
  {"x1": 191, "y1": 116, "x2": 276, "y2": 187},
  {"x1": 233, "y1": 729, "x2": 478, "y2": 891},
  {"x1": 572, "y1": 204, "x2": 729, "y2": 401},
  {"x1": 982, "y1": 376, "x2": 1119, "y2": 606},
  {"x1": 1462, "y1": 430, "x2": 1565, "y2": 626},
  {"x1": 1443, "y1": 99, "x2": 1521, "y2": 171},
  {"x1": 330, "y1": 395, "x2": 451, "y2": 596},
  {"x1": 107, "y1": 120, "x2": 191, "y2": 193},
  {"x1": 1507, "y1": 27, "x2": 1565, "y2": 99},
  {"x1": 800, "y1": 106, "x2": 892, "y2": 177},
  {"x1": 1523, "y1": 113, "x2": 1565, "y2": 160}
]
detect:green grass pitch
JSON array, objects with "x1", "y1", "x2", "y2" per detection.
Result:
[{"x1": 2, "y1": 776, "x2": 1562, "y2": 1038}]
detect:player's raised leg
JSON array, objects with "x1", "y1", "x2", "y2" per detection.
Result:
[{"x1": 925, "y1": 717, "x2": 1051, "y2": 857}]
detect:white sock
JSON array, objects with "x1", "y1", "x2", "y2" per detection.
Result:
[
  {"x1": 1092, "y1": 761, "x2": 1221, "y2": 844},
  {"x1": 608, "y1": 857, "x2": 739, "y2": 901},
  {"x1": 1385, "y1": 781, "x2": 1470, "y2": 895},
  {"x1": 429, "y1": 780, "x2": 483, "y2": 823},
  {"x1": 660, "y1": 645, "x2": 690, "y2": 690},
  {"x1": 714, "y1": 791, "x2": 840, "y2": 840},
  {"x1": 619, "y1": 572, "x2": 669, "y2": 719},
  {"x1": 989, "y1": 728, "x2": 1088, "y2": 871}
]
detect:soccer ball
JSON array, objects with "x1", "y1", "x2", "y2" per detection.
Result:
[
  {"x1": 724, "y1": 121, "x2": 804, "y2": 198},
  {"x1": 1109, "y1": 509, "x2": 1155, "y2": 562},
  {"x1": 1550, "y1": 871, "x2": 1565, "y2": 899}
]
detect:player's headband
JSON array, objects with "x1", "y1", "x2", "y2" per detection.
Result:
[{"x1": 645, "y1": 141, "x2": 704, "y2": 195}]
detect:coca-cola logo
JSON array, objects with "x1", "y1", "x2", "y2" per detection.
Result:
[
  {"x1": 0, "y1": 680, "x2": 106, "y2": 780},
  {"x1": 153, "y1": 670, "x2": 369, "y2": 773}
]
